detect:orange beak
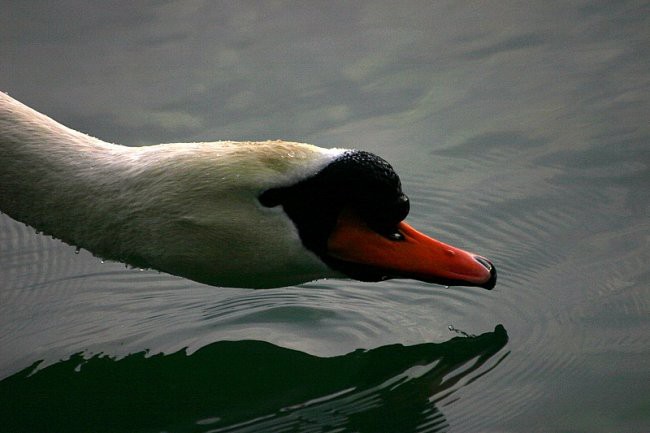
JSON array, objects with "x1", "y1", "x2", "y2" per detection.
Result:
[{"x1": 327, "y1": 211, "x2": 496, "y2": 289}]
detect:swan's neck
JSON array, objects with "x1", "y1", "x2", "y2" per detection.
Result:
[
  {"x1": 0, "y1": 93, "x2": 340, "y2": 287},
  {"x1": 0, "y1": 94, "x2": 127, "y2": 244},
  {"x1": 0, "y1": 93, "x2": 182, "y2": 280},
  {"x1": 0, "y1": 93, "x2": 113, "y2": 148}
]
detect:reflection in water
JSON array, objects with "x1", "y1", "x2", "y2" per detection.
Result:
[{"x1": 1, "y1": 326, "x2": 507, "y2": 433}]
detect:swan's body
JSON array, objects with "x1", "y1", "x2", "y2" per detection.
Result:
[{"x1": 0, "y1": 92, "x2": 496, "y2": 289}]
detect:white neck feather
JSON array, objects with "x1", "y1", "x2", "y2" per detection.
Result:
[{"x1": 0, "y1": 92, "x2": 345, "y2": 287}]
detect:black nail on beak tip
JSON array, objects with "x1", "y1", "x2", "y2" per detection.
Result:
[{"x1": 475, "y1": 256, "x2": 497, "y2": 290}]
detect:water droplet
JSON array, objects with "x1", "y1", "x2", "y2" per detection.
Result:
[
  {"x1": 196, "y1": 417, "x2": 221, "y2": 426},
  {"x1": 448, "y1": 325, "x2": 474, "y2": 338},
  {"x1": 444, "y1": 285, "x2": 449, "y2": 289},
  {"x1": 100, "y1": 259, "x2": 105, "y2": 264},
  {"x1": 74, "y1": 247, "x2": 80, "y2": 255}
]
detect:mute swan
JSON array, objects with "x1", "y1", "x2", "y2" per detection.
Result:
[{"x1": 0, "y1": 92, "x2": 496, "y2": 289}]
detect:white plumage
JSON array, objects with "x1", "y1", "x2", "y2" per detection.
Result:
[{"x1": 0, "y1": 92, "x2": 344, "y2": 287}]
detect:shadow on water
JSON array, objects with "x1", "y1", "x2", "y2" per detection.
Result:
[{"x1": 0, "y1": 325, "x2": 508, "y2": 433}]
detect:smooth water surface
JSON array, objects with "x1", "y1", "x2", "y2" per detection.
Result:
[{"x1": 1, "y1": 2, "x2": 649, "y2": 432}]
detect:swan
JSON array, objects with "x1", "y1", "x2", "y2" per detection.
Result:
[{"x1": 0, "y1": 92, "x2": 496, "y2": 289}]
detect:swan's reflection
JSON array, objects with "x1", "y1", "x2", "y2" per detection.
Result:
[{"x1": 1, "y1": 325, "x2": 508, "y2": 433}]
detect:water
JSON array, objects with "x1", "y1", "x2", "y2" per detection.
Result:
[{"x1": 1, "y1": 1, "x2": 649, "y2": 432}]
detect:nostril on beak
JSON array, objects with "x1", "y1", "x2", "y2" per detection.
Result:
[
  {"x1": 474, "y1": 256, "x2": 497, "y2": 290},
  {"x1": 475, "y1": 256, "x2": 493, "y2": 271}
]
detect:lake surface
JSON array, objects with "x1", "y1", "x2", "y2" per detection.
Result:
[{"x1": 1, "y1": 2, "x2": 649, "y2": 432}]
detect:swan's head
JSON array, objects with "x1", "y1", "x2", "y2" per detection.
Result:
[{"x1": 259, "y1": 150, "x2": 496, "y2": 290}]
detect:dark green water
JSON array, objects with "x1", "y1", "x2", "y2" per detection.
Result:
[{"x1": 1, "y1": 1, "x2": 649, "y2": 432}]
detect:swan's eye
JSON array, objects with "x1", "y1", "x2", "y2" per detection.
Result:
[
  {"x1": 363, "y1": 194, "x2": 409, "y2": 241},
  {"x1": 386, "y1": 231, "x2": 404, "y2": 241}
]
